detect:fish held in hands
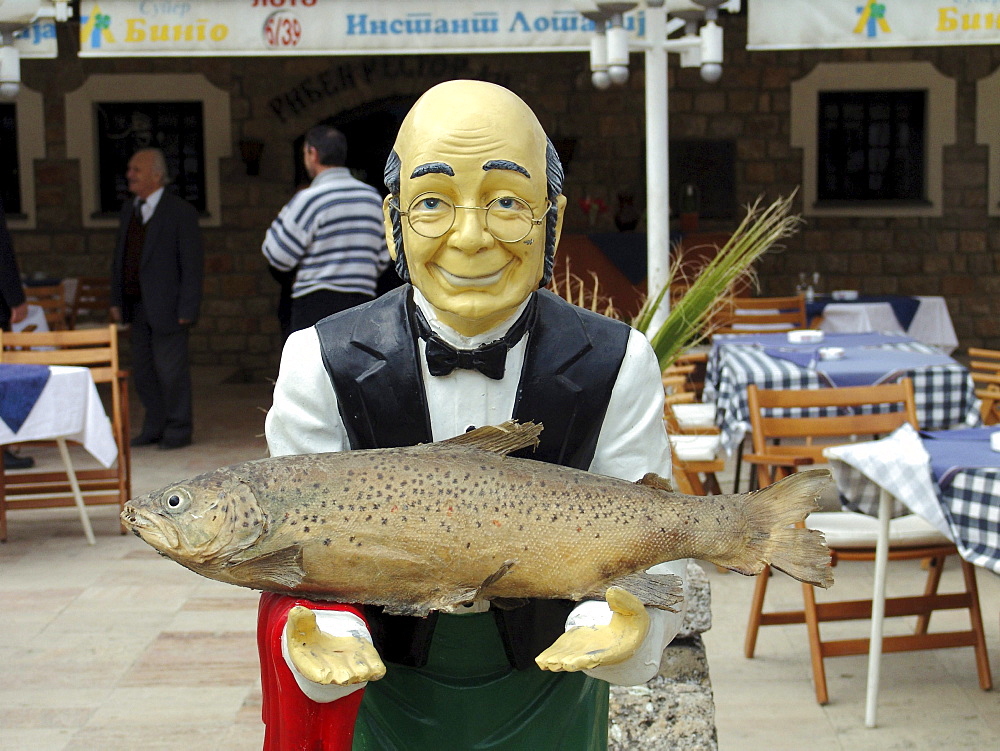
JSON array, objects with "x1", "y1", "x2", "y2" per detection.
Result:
[{"x1": 121, "y1": 421, "x2": 833, "y2": 616}]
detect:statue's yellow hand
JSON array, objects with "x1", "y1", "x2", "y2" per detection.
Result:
[
  {"x1": 534, "y1": 587, "x2": 650, "y2": 672},
  {"x1": 285, "y1": 605, "x2": 386, "y2": 686}
]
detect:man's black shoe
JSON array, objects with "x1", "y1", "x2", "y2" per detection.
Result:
[
  {"x1": 130, "y1": 433, "x2": 162, "y2": 447},
  {"x1": 158, "y1": 437, "x2": 192, "y2": 450},
  {"x1": 3, "y1": 449, "x2": 35, "y2": 470}
]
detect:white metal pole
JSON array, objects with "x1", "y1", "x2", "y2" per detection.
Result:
[
  {"x1": 644, "y1": 6, "x2": 671, "y2": 335},
  {"x1": 865, "y1": 486, "x2": 893, "y2": 727}
]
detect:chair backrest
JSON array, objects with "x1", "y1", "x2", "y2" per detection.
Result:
[
  {"x1": 967, "y1": 347, "x2": 1000, "y2": 425},
  {"x1": 24, "y1": 284, "x2": 68, "y2": 331},
  {"x1": 673, "y1": 351, "x2": 708, "y2": 398},
  {"x1": 713, "y1": 295, "x2": 807, "y2": 335},
  {"x1": 746, "y1": 379, "x2": 919, "y2": 486},
  {"x1": 968, "y1": 347, "x2": 1000, "y2": 371},
  {"x1": 68, "y1": 276, "x2": 112, "y2": 329},
  {"x1": 0, "y1": 325, "x2": 120, "y2": 385}
]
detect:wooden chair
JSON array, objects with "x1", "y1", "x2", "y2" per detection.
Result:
[
  {"x1": 663, "y1": 381, "x2": 723, "y2": 497},
  {"x1": 713, "y1": 294, "x2": 807, "y2": 335},
  {"x1": 67, "y1": 277, "x2": 113, "y2": 330},
  {"x1": 742, "y1": 379, "x2": 992, "y2": 704},
  {"x1": 0, "y1": 326, "x2": 131, "y2": 539},
  {"x1": 671, "y1": 351, "x2": 709, "y2": 399},
  {"x1": 24, "y1": 284, "x2": 68, "y2": 331},
  {"x1": 968, "y1": 347, "x2": 1000, "y2": 425}
]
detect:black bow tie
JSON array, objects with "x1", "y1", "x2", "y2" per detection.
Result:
[{"x1": 413, "y1": 298, "x2": 535, "y2": 380}]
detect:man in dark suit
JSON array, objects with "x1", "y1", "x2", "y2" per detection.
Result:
[{"x1": 110, "y1": 148, "x2": 203, "y2": 450}]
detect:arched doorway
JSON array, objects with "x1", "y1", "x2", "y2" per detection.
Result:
[{"x1": 292, "y1": 95, "x2": 417, "y2": 196}]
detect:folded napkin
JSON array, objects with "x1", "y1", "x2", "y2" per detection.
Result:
[
  {"x1": 823, "y1": 423, "x2": 951, "y2": 537},
  {"x1": 761, "y1": 346, "x2": 817, "y2": 368},
  {"x1": 0, "y1": 363, "x2": 51, "y2": 433}
]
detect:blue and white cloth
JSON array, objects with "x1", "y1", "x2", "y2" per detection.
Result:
[
  {"x1": 704, "y1": 332, "x2": 981, "y2": 454},
  {"x1": 0, "y1": 363, "x2": 50, "y2": 433},
  {"x1": 825, "y1": 424, "x2": 1000, "y2": 575}
]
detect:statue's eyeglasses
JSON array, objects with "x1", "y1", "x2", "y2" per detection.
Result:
[{"x1": 390, "y1": 192, "x2": 549, "y2": 244}]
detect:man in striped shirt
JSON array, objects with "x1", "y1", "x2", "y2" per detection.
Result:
[{"x1": 262, "y1": 125, "x2": 390, "y2": 335}]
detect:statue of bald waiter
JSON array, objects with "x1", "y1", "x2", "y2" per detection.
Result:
[{"x1": 260, "y1": 79, "x2": 688, "y2": 750}]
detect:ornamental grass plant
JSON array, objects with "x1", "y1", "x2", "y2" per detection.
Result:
[{"x1": 632, "y1": 193, "x2": 803, "y2": 371}]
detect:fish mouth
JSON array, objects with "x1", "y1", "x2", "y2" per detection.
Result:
[
  {"x1": 434, "y1": 262, "x2": 510, "y2": 289},
  {"x1": 121, "y1": 504, "x2": 180, "y2": 551}
]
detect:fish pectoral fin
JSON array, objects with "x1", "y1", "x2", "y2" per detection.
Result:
[
  {"x1": 588, "y1": 571, "x2": 684, "y2": 612},
  {"x1": 437, "y1": 421, "x2": 542, "y2": 455},
  {"x1": 228, "y1": 545, "x2": 306, "y2": 589},
  {"x1": 636, "y1": 472, "x2": 673, "y2": 492},
  {"x1": 478, "y1": 559, "x2": 517, "y2": 591},
  {"x1": 431, "y1": 560, "x2": 520, "y2": 613}
]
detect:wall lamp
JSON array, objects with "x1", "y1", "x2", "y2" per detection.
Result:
[
  {"x1": 0, "y1": 1, "x2": 73, "y2": 100},
  {"x1": 573, "y1": 0, "x2": 738, "y2": 88}
]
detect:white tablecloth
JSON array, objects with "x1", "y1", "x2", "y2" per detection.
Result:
[
  {"x1": 0, "y1": 365, "x2": 118, "y2": 468},
  {"x1": 819, "y1": 296, "x2": 958, "y2": 353}
]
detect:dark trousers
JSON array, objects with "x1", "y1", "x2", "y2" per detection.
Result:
[
  {"x1": 289, "y1": 289, "x2": 372, "y2": 334},
  {"x1": 129, "y1": 301, "x2": 193, "y2": 442}
]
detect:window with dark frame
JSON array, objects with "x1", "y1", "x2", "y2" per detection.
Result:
[
  {"x1": 95, "y1": 101, "x2": 206, "y2": 214},
  {"x1": 817, "y1": 90, "x2": 926, "y2": 203},
  {"x1": 0, "y1": 104, "x2": 21, "y2": 215},
  {"x1": 669, "y1": 139, "x2": 737, "y2": 220}
]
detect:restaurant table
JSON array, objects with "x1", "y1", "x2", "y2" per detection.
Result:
[
  {"x1": 704, "y1": 331, "x2": 982, "y2": 455},
  {"x1": 808, "y1": 295, "x2": 958, "y2": 353},
  {"x1": 0, "y1": 363, "x2": 118, "y2": 544},
  {"x1": 823, "y1": 423, "x2": 999, "y2": 727}
]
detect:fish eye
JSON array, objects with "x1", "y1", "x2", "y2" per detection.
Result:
[{"x1": 163, "y1": 487, "x2": 192, "y2": 513}]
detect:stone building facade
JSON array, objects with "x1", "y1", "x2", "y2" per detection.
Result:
[{"x1": 9, "y1": 15, "x2": 1000, "y2": 378}]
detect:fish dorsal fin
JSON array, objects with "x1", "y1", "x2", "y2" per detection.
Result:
[
  {"x1": 438, "y1": 421, "x2": 542, "y2": 456},
  {"x1": 637, "y1": 472, "x2": 673, "y2": 492},
  {"x1": 228, "y1": 545, "x2": 306, "y2": 590}
]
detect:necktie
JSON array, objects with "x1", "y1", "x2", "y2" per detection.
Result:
[
  {"x1": 134, "y1": 198, "x2": 145, "y2": 223},
  {"x1": 414, "y1": 297, "x2": 535, "y2": 380}
]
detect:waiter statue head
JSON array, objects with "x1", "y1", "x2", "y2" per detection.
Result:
[{"x1": 384, "y1": 80, "x2": 567, "y2": 336}]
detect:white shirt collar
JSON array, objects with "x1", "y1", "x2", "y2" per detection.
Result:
[
  {"x1": 411, "y1": 287, "x2": 531, "y2": 350},
  {"x1": 137, "y1": 187, "x2": 164, "y2": 222}
]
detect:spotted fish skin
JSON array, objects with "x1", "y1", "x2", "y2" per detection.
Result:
[{"x1": 121, "y1": 422, "x2": 833, "y2": 615}]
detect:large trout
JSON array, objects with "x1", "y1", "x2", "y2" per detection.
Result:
[{"x1": 122, "y1": 421, "x2": 833, "y2": 615}]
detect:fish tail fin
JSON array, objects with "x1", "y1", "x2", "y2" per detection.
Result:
[{"x1": 727, "y1": 470, "x2": 834, "y2": 589}]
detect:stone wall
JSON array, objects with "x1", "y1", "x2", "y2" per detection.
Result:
[{"x1": 12, "y1": 17, "x2": 1000, "y2": 378}]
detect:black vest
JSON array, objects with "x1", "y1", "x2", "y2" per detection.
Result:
[{"x1": 314, "y1": 285, "x2": 632, "y2": 669}]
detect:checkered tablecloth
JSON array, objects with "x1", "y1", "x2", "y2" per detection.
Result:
[
  {"x1": 704, "y1": 336, "x2": 981, "y2": 454},
  {"x1": 825, "y1": 424, "x2": 1000, "y2": 575}
]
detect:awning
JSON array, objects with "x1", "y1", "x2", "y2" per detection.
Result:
[
  {"x1": 77, "y1": 0, "x2": 646, "y2": 57},
  {"x1": 749, "y1": 0, "x2": 1000, "y2": 50}
]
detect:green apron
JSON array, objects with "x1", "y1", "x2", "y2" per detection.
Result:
[{"x1": 353, "y1": 611, "x2": 609, "y2": 750}]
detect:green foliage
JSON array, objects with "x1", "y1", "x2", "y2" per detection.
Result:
[{"x1": 635, "y1": 193, "x2": 803, "y2": 372}]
